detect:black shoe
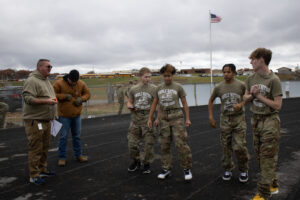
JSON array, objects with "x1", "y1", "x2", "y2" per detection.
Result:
[
  {"x1": 128, "y1": 160, "x2": 141, "y2": 172},
  {"x1": 29, "y1": 176, "x2": 45, "y2": 185},
  {"x1": 157, "y1": 169, "x2": 171, "y2": 179},
  {"x1": 222, "y1": 171, "x2": 232, "y2": 181},
  {"x1": 40, "y1": 169, "x2": 56, "y2": 178},
  {"x1": 142, "y1": 164, "x2": 151, "y2": 174},
  {"x1": 239, "y1": 172, "x2": 248, "y2": 183}
]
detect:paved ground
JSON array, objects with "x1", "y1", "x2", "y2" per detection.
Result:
[{"x1": 0, "y1": 98, "x2": 300, "y2": 200}]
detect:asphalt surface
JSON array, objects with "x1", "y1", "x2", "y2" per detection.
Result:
[{"x1": 0, "y1": 98, "x2": 300, "y2": 200}]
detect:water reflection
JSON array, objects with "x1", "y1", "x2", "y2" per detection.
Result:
[{"x1": 182, "y1": 81, "x2": 299, "y2": 107}]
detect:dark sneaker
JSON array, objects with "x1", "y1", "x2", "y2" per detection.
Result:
[
  {"x1": 142, "y1": 164, "x2": 151, "y2": 174},
  {"x1": 184, "y1": 169, "x2": 193, "y2": 181},
  {"x1": 40, "y1": 170, "x2": 56, "y2": 178},
  {"x1": 128, "y1": 160, "x2": 141, "y2": 172},
  {"x1": 222, "y1": 171, "x2": 232, "y2": 181},
  {"x1": 29, "y1": 176, "x2": 45, "y2": 185},
  {"x1": 157, "y1": 169, "x2": 171, "y2": 179},
  {"x1": 239, "y1": 172, "x2": 248, "y2": 183}
]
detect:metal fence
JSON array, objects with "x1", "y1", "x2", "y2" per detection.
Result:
[
  {"x1": 4, "y1": 84, "x2": 129, "y2": 128},
  {"x1": 3, "y1": 81, "x2": 298, "y2": 128}
]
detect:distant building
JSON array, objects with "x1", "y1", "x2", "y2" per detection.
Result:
[
  {"x1": 212, "y1": 69, "x2": 223, "y2": 77},
  {"x1": 150, "y1": 69, "x2": 160, "y2": 76},
  {"x1": 180, "y1": 68, "x2": 210, "y2": 74},
  {"x1": 237, "y1": 69, "x2": 244, "y2": 76},
  {"x1": 295, "y1": 69, "x2": 300, "y2": 78},
  {"x1": 243, "y1": 68, "x2": 254, "y2": 76},
  {"x1": 277, "y1": 67, "x2": 292, "y2": 75}
]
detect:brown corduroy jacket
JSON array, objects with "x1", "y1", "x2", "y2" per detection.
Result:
[{"x1": 53, "y1": 76, "x2": 90, "y2": 118}]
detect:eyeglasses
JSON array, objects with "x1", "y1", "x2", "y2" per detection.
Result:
[{"x1": 46, "y1": 65, "x2": 53, "y2": 69}]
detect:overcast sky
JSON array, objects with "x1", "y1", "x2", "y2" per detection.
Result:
[{"x1": 0, "y1": 0, "x2": 299, "y2": 73}]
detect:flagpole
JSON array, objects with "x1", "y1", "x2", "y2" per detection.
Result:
[{"x1": 209, "y1": 10, "x2": 213, "y2": 94}]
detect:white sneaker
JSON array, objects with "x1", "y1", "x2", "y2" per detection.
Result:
[
  {"x1": 239, "y1": 172, "x2": 248, "y2": 183},
  {"x1": 184, "y1": 169, "x2": 193, "y2": 180},
  {"x1": 157, "y1": 169, "x2": 171, "y2": 179}
]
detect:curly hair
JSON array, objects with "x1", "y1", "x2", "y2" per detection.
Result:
[
  {"x1": 222, "y1": 63, "x2": 236, "y2": 74},
  {"x1": 160, "y1": 64, "x2": 176, "y2": 75}
]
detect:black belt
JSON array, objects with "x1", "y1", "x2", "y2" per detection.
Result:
[
  {"x1": 253, "y1": 113, "x2": 276, "y2": 119},
  {"x1": 163, "y1": 108, "x2": 181, "y2": 114},
  {"x1": 36, "y1": 119, "x2": 51, "y2": 123},
  {"x1": 135, "y1": 110, "x2": 150, "y2": 115}
]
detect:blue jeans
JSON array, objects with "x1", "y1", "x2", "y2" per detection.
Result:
[{"x1": 58, "y1": 116, "x2": 82, "y2": 159}]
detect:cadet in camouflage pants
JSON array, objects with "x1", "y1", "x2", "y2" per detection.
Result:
[
  {"x1": 220, "y1": 114, "x2": 249, "y2": 173},
  {"x1": 208, "y1": 64, "x2": 249, "y2": 183},
  {"x1": 0, "y1": 102, "x2": 8, "y2": 128},
  {"x1": 148, "y1": 64, "x2": 193, "y2": 180},
  {"x1": 127, "y1": 67, "x2": 157, "y2": 173},
  {"x1": 245, "y1": 47, "x2": 282, "y2": 200}
]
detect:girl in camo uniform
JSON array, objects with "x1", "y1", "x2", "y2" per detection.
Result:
[{"x1": 148, "y1": 64, "x2": 193, "y2": 181}]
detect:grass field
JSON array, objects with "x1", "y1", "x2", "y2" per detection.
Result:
[
  {"x1": 84, "y1": 74, "x2": 248, "y2": 86},
  {"x1": 2, "y1": 74, "x2": 249, "y2": 87}
]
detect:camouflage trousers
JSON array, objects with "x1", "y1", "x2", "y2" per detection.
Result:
[
  {"x1": 158, "y1": 116, "x2": 192, "y2": 170},
  {"x1": 118, "y1": 97, "x2": 124, "y2": 115},
  {"x1": 127, "y1": 121, "x2": 155, "y2": 164},
  {"x1": 220, "y1": 114, "x2": 249, "y2": 172},
  {"x1": 0, "y1": 102, "x2": 8, "y2": 128},
  {"x1": 251, "y1": 113, "x2": 280, "y2": 198},
  {"x1": 24, "y1": 119, "x2": 51, "y2": 178}
]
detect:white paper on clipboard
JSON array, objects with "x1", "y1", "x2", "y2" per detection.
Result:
[{"x1": 51, "y1": 120, "x2": 62, "y2": 137}]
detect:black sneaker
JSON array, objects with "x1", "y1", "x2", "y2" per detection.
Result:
[
  {"x1": 222, "y1": 171, "x2": 232, "y2": 181},
  {"x1": 239, "y1": 172, "x2": 248, "y2": 183},
  {"x1": 184, "y1": 169, "x2": 193, "y2": 180},
  {"x1": 40, "y1": 169, "x2": 56, "y2": 178},
  {"x1": 128, "y1": 160, "x2": 141, "y2": 172},
  {"x1": 157, "y1": 169, "x2": 171, "y2": 179},
  {"x1": 142, "y1": 164, "x2": 151, "y2": 174},
  {"x1": 29, "y1": 176, "x2": 45, "y2": 185}
]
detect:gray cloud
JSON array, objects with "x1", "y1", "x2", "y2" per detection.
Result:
[{"x1": 0, "y1": 0, "x2": 299, "y2": 73}]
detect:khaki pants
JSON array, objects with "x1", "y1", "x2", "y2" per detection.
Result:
[{"x1": 24, "y1": 119, "x2": 51, "y2": 178}]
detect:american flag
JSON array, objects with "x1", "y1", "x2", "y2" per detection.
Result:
[{"x1": 210, "y1": 13, "x2": 222, "y2": 23}]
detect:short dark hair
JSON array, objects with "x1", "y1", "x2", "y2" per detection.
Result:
[
  {"x1": 222, "y1": 63, "x2": 236, "y2": 74},
  {"x1": 37, "y1": 59, "x2": 50, "y2": 67},
  {"x1": 139, "y1": 67, "x2": 151, "y2": 76},
  {"x1": 69, "y1": 69, "x2": 80, "y2": 82},
  {"x1": 160, "y1": 64, "x2": 176, "y2": 75},
  {"x1": 249, "y1": 48, "x2": 272, "y2": 66}
]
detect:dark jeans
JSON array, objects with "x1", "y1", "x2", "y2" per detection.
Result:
[{"x1": 58, "y1": 116, "x2": 82, "y2": 159}]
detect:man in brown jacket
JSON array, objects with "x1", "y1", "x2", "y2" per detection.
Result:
[
  {"x1": 23, "y1": 59, "x2": 57, "y2": 185},
  {"x1": 53, "y1": 70, "x2": 91, "y2": 166}
]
